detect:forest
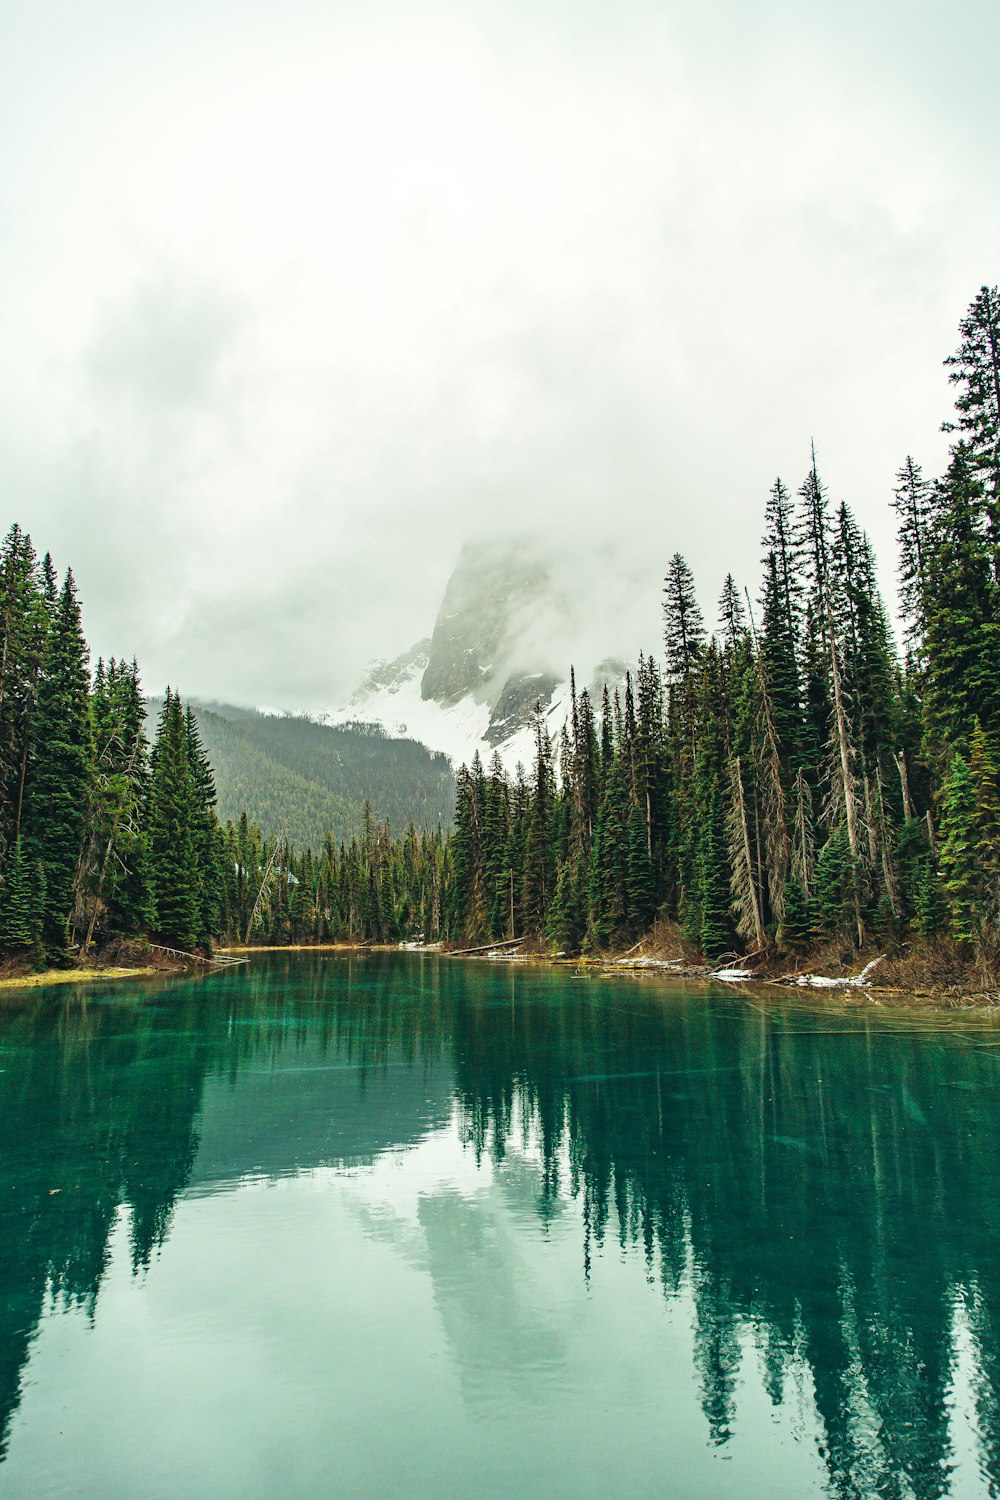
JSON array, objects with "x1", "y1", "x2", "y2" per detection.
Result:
[
  {"x1": 447, "y1": 282, "x2": 1000, "y2": 967},
  {"x1": 0, "y1": 283, "x2": 997, "y2": 971}
]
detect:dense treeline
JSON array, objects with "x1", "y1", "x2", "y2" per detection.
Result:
[
  {"x1": 449, "y1": 284, "x2": 1000, "y2": 961},
  {"x1": 0, "y1": 551, "x2": 226, "y2": 960}
]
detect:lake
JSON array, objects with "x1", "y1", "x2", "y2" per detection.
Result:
[{"x1": 1, "y1": 952, "x2": 999, "y2": 1499}]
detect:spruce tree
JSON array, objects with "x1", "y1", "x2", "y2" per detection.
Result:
[
  {"x1": 939, "y1": 753, "x2": 981, "y2": 941},
  {"x1": 146, "y1": 691, "x2": 200, "y2": 949},
  {"x1": 944, "y1": 284, "x2": 1000, "y2": 541},
  {"x1": 522, "y1": 710, "x2": 554, "y2": 934},
  {"x1": 663, "y1": 552, "x2": 706, "y2": 684},
  {"x1": 0, "y1": 836, "x2": 36, "y2": 950},
  {"x1": 698, "y1": 783, "x2": 732, "y2": 961},
  {"x1": 761, "y1": 477, "x2": 803, "y2": 644},
  {"x1": 779, "y1": 874, "x2": 811, "y2": 951},
  {"x1": 0, "y1": 525, "x2": 48, "y2": 859},
  {"x1": 717, "y1": 575, "x2": 746, "y2": 652},
  {"x1": 811, "y1": 828, "x2": 854, "y2": 940},
  {"x1": 922, "y1": 446, "x2": 1000, "y2": 747},
  {"x1": 184, "y1": 706, "x2": 222, "y2": 945},
  {"x1": 891, "y1": 457, "x2": 934, "y2": 651},
  {"x1": 22, "y1": 571, "x2": 93, "y2": 955},
  {"x1": 969, "y1": 720, "x2": 1000, "y2": 918}
]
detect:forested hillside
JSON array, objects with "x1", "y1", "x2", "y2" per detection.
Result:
[{"x1": 146, "y1": 701, "x2": 454, "y2": 849}]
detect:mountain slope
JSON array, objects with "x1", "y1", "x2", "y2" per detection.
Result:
[{"x1": 147, "y1": 701, "x2": 455, "y2": 848}]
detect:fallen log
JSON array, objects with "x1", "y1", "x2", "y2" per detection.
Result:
[
  {"x1": 448, "y1": 937, "x2": 526, "y2": 957},
  {"x1": 147, "y1": 943, "x2": 249, "y2": 968}
]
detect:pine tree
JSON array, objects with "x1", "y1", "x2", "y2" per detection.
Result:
[
  {"x1": 798, "y1": 446, "x2": 831, "y2": 604},
  {"x1": 146, "y1": 691, "x2": 200, "y2": 949},
  {"x1": 662, "y1": 553, "x2": 706, "y2": 684},
  {"x1": 522, "y1": 709, "x2": 554, "y2": 934},
  {"x1": 779, "y1": 874, "x2": 811, "y2": 950},
  {"x1": 717, "y1": 575, "x2": 746, "y2": 652},
  {"x1": 811, "y1": 827, "x2": 854, "y2": 940},
  {"x1": 0, "y1": 836, "x2": 36, "y2": 950},
  {"x1": 698, "y1": 783, "x2": 732, "y2": 961},
  {"x1": 0, "y1": 525, "x2": 49, "y2": 859},
  {"x1": 922, "y1": 446, "x2": 1000, "y2": 748},
  {"x1": 626, "y1": 803, "x2": 657, "y2": 933},
  {"x1": 891, "y1": 457, "x2": 934, "y2": 651},
  {"x1": 761, "y1": 477, "x2": 802, "y2": 644},
  {"x1": 944, "y1": 284, "x2": 1000, "y2": 543},
  {"x1": 22, "y1": 571, "x2": 93, "y2": 955},
  {"x1": 759, "y1": 550, "x2": 802, "y2": 770},
  {"x1": 185, "y1": 706, "x2": 222, "y2": 945},
  {"x1": 969, "y1": 720, "x2": 1000, "y2": 917},
  {"x1": 938, "y1": 753, "x2": 981, "y2": 942}
]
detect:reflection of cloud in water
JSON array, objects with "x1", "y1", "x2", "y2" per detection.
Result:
[
  {"x1": 418, "y1": 1188, "x2": 564, "y2": 1404},
  {"x1": 342, "y1": 1118, "x2": 567, "y2": 1403}
]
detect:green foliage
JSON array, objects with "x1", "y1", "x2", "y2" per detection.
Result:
[
  {"x1": 173, "y1": 703, "x2": 455, "y2": 851},
  {"x1": 22, "y1": 572, "x2": 93, "y2": 956},
  {"x1": 0, "y1": 838, "x2": 36, "y2": 950},
  {"x1": 811, "y1": 828, "x2": 855, "y2": 940},
  {"x1": 779, "y1": 875, "x2": 811, "y2": 950},
  {"x1": 939, "y1": 754, "x2": 981, "y2": 942},
  {"x1": 146, "y1": 692, "x2": 201, "y2": 949}
]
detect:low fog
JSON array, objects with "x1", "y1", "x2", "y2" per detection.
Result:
[{"x1": 1, "y1": 0, "x2": 997, "y2": 709}]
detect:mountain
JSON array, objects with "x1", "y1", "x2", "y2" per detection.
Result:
[
  {"x1": 146, "y1": 700, "x2": 454, "y2": 849},
  {"x1": 321, "y1": 539, "x2": 630, "y2": 768}
]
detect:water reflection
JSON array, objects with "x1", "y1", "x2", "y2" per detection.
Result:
[{"x1": 1, "y1": 952, "x2": 1000, "y2": 1497}]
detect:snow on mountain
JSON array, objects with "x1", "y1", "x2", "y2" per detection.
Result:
[{"x1": 319, "y1": 539, "x2": 631, "y2": 770}]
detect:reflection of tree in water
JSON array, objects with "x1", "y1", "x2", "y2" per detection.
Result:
[
  {"x1": 2, "y1": 954, "x2": 1000, "y2": 1498},
  {"x1": 441, "y1": 969, "x2": 1000, "y2": 1500},
  {"x1": 0, "y1": 986, "x2": 213, "y2": 1457},
  {"x1": 0, "y1": 955, "x2": 454, "y2": 1459}
]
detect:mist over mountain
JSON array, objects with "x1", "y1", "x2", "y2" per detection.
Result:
[{"x1": 322, "y1": 537, "x2": 645, "y2": 767}]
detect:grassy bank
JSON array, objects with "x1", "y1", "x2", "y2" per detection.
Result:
[{"x1": 0, "y1": 964, "x2": 162, "y2": 993}]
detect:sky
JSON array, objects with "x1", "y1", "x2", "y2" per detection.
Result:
[{"x1": 1, "y1": 0, "x2": 998, "y2": 710}]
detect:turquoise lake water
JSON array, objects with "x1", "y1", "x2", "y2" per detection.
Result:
[{"x1": 1, "y1": 951, "x2": 999, "y2": 1498}]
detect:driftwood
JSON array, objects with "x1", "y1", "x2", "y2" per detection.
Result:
[
  {"x1": 448, "y1": 937, "x2": 526, "y2": 957},
  {"x1": 147, "y1": 943, "x2": 248, "y2": 968}
]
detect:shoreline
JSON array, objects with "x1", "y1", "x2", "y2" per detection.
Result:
[
  {"x1": 0, "y1": 964, "x2": 163, "y2": 994},
  {"x1": 4, "y1": 941, "x2": 996, "y2": 1013},
  {"x1": 430, "y1": 946, "x2": 1000, "y2": 1012}
]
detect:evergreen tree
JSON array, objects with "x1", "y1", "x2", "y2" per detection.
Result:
[
  {"x1": 944, "y1": 284, "x2": 1000, "y2": 542},
  {"x1": 761, "y1": 476, "x2": 802, "y2": 644},
  {"x1": 717, "y1": 574, "x2": 746, "y2": 651},
  {"x1": 662, "y1": 553, "x2": 706, "y2": 683},
  {"x1": 779, "y1": 874, "x2": 811, "y2": 950},
  {"x1": 891, "y1": 457, "x2": 934, "y2": 651},
  {"x1": 146, "y1": 691, "x2": 200, "y2": 949},
  {"x1": 922, "y1": 446, "x2": 1000, "y2": 748},
  {"x1": 22, "y1": 571, "x2": 93, "y2": 955},
  {"x1": 185, "y1": 706, "x2": 223, "y2": 945},
  {"x1": 522, "y1": 709, "x2": 554, "y2": 934},
  {"x1": 938, "y1": 753, "x2": 982, "y2": 942},
  {"x1": 0, "y1": 837, "x2": 36, "y2": 950},
  {"x1": 698, "y1": 783, "x2": 732, "y2": 961},
  {"x1": 969, "y1": 720, "x2": 1000, "y2": 917},
  {"x1": 811, "y1": 827, "x2": 854, "y2": 940}
]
